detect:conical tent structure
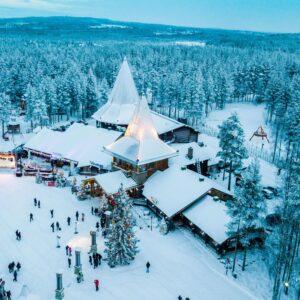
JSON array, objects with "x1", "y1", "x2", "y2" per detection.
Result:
[
  {"x1": 92, "y1": 58, "x2": 184, "y2": 135},
  {"x1": 104, "y1": 97, "x2": 177, "y2": 165},
  {"x1": 250, "y1": 126, "x2": 269, "y2": 143},
  {"x1": 92, "y1": 57, "x2": 140, "y2": 125}
]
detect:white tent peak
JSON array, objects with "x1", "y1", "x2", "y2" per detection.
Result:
[
  {"x1": 91, "y1": 58, "x2": 140, "y2": 125},
  {"x1": 104, "y1": 97, "x2": 177, "y2": 165},
  {"x1": 125, "y1": 97, "x2": 159, "y2": 141}
]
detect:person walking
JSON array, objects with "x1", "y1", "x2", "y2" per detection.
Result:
[
  {"x1": 50, "y1": 209, "x2": 54, "y2": 218},
  {"x1": 67, "y1": 217, "x2": 71, "y2": 226},
  {"x1": 68, "y1": 257, "x2": 71, "y2": 268},
  {"x1": 146, "y1": 261, "x2": 150, "y2": 273},
  {"x1": 65, "y1": 245, "x2": 69, "y2": 255},
  {"x1": 13, "y1": 270, "x2": 17, "y2": 282},
  {"x1": 96, "y1": 222, "x2": 100, "y2": 232},
  {"x1": 178, "y1": 296, "x2": 182, "y2": 300},
  {"x1": 29, "y1": 213, "x2": 33, "y2": 222},
  {"x1": 94, "y1": 279, "x2": 99, "y2": 291},
  {"x1": 69, "y1": 247, "x2": 72, "y2": 256},
  {"x1": 51, "y1": 223, "x2": 55, "y2": 232},
  {"x1": 16, "y1": 262, "x2": 21, "y2": 272},
  {"x1": 81, "y1": 213, "x2": 85, "y2": 222},
  {"x1": 56, "y1": 222, "x2": 60, "y2": 231},
  {"x1": 75, "y1": 211, "x2": 79, "y2": 221},
  {"x1": 34, "y1": 198, "x2": 37, "y2": 206},
  {"x1": 6, "y1": 290, "x2": 11, "y2": 300},
  {"x1": 97, "y1": 253, "x2": 102, "y2": 265},
  {"x1": 18, "y1": 231, "x2": 21, "y2": 241},
  {"x1": 89, "y1": 255, "x2": 93, "y2": 266},
  {"x1": 37, "y1": 200, "x2": 40, "y2": 208},
  {"x1": 15, "y1": 230, "x2": 19, "y2": 240},
  {"x1": 91, "y1": 207, "x2": 94, "y2": 215}
]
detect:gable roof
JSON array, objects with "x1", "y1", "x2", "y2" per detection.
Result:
[
  {"x1": 93, "y1": 170, "x2": 138, "y2": 196},
  {"x1": 24, "y1": 123, "x2": 122, "y2": 169},
  {"x1": 104, "y1": 98, "x2": 177, "y2": 165},
  {"x1": 143, "y1": 165, "x2": 232, "y2": 218},
  {"x1": 183, "y1": 195, "x2": 230, "y2": 245}
]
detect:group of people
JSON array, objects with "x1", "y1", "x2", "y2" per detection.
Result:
[
  {"x1": 178, "y1": 297, "x2": 190, "y2": 300},
  {"x1": 89, "y1": 252, "x2": 102, "y2": 269},
  {"x1": 0, "y1": 279, "x2": 11, "y2": 300}
]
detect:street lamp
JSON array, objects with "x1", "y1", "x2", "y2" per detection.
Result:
[{"x1": 284, "y1": 281, "x2": 289, "y2": 295}]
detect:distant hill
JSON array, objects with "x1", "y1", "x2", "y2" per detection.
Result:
[{"x1": 0, "y1": 16, "x2": 299, "y2": 50}]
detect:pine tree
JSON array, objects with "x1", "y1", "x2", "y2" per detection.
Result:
[
  {"x1": 85, "y1": 69, "x2": 99, "y2": 118},
  {"x1": 217, "y1": 112, "x2": 248, "y2": 190},
  {"x1": 0, "y1": 93, "x2": 11, "y2": 138},
  {"x1": 226, "y1": 160, "x2": 266, "y2": 271},
  {"x1": 105, "y1": 185, "x2": 139, "y2": 268}
]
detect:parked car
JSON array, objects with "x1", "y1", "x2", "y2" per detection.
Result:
[{"x1": 262, "y1": 188, "x2": 274, "y2": 199}]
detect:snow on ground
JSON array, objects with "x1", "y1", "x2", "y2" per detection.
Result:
[
  {"x1": 206, "y1": 103, "x2": 272, "y2": 151},
  {"x1": 0, "y1": 173, "x2": 259, "y2": 300}
]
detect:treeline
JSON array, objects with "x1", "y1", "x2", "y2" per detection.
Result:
[{"x1": 0, "y1": 40, "x2": 299, "y2": 124}]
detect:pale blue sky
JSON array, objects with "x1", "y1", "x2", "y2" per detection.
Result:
[{"x1": 0, "y1": 0, "x2": 299, "y2": 33}]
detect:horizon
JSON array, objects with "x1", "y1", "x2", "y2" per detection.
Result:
[{"x1": 0, "y1": 0, "x2": 299, "y2": 34}]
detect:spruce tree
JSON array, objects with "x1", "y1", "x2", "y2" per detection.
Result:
[
  {"x1": 217, "y1": 112, "x2": 248, "y2": 190},
  {"x1": 105, "y1": 185, "x2": 139, "y2": 268},
  {"x1": 0, "y1": 93, "x2": 11, "y2": 138},
  {"x1": 226, "y1": 160, "x2": 266, "y2": 271}
]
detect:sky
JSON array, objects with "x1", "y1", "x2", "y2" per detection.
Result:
[{"x1": 0, "y1": 0, "x2": 299, "y2": 33}]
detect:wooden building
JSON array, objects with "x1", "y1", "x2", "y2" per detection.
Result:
[
  {"x1": 92, "y1": 57, "x2": 198, "y2": 143},
  {"x1": 103, "y1": 97, "x2": 178, "y2": 185}
]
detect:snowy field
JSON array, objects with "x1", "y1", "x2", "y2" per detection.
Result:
[
  {"x1": 205, "y1": 103, "x2": 272, "y2": 151},
  {"x1": 0, "y1": 173, "x2": 259, "y2": 300}
]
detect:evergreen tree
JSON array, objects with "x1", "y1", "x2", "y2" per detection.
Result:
[
  {"x1": 85, "y1": 69, "x2": 99, "y2": 118},
  {"x1": 0, "y1": 93, "x2": 11, "y2": 138},
  {"x1": 105, "y1": 185, "x2": 139, "y2": 268},
  {"x1": 217, "y1": 112, "x2": 248, "y2": 190},
  {"x1": 226, "y1": 160, "x2": 266, "y2": 271}
]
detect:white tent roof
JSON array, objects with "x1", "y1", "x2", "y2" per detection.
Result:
[
  {"x1": 92, "y1": 57, "x2": 140, "y2": 125},
  {"x1": 104, "y1": 98, "x2": 177, "y2": 165},
  {"x1": 169, "y1": 142, "x2": 212, "y2": 167},
  {"x1": 24, "y1": 123, "x2": 122, "y2": 169},
  {"x1": 93, "y1": 170, "x2": 138, "y2": 196},
  {"x1": 92, "y1": 58, "x2": 183, "y2": 134},
  {"x1": 143, "y1": 165, "x2": 232, "y2": 218},
  {"x1": 183, "y1": 195, "x2": 230, "y2": 245}
]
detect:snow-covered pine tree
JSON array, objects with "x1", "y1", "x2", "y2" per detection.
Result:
[
  {"x1": 217, "y1": 112, "x2": 248, "y2": 190},
  {"x1": 226, "y1": 159, "x2": 266, "y2": 271},
  {"x1": 0, "y1": 93, "x2": 11, "y2": 138},
  {"x1": 105, "y1": 185, "x2": 139, "y2": 268},
  {"x1": 85, "y1": 69, "x2": 99, "y2": 118}
]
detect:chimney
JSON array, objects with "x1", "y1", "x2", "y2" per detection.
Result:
[{"x1": 187, "y1": 147, "x2": 193, "y2": 160}]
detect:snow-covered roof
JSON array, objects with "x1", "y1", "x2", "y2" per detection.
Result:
[
  {"x1": 183, "y1": 195, "x2": 230, "y2": 245},
  {"x1": 92, "y1": 58, "x2": 183, "y2": 134},
  {"x1": 24, "y1": 123, "x2": 122, "y2": 169},
  {"x1": 92, "y1": 57, "x2": 140, "y2": 125},
  {"x1": 143, "y1": 165, "x2": 232, "y2": 218},
  {"x1": 169, "y1": 142, "x2": 211, "y2": 167},
  {"x1": 150, "y1": 111, "x2": 184, "y2": 135},
  {"x1": 93, "y1": 170, "x2": 138, "y2": 196},
  {"x1": 104, "y1": 98, "x2": 178, "y2": 166}
]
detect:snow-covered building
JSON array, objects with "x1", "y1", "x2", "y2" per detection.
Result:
[
  {"x1": 143, "y1": 165, "x2": 233, "y2": 251},
  {"x1": 86, "y1": 170, "x2": 138, "y2": 197},
  {"x1": 169, "y1": 142, "x2": 211, "y2": 175},
  {"x1": 24, "y1": 123, "x2": 122, "y2": 172},
  {"x1": 92, "y1": 58, "x2": 198, "y2": 143},
  {"x1": 104, "y1": 97, "x2": 178, "y2": 184}
]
